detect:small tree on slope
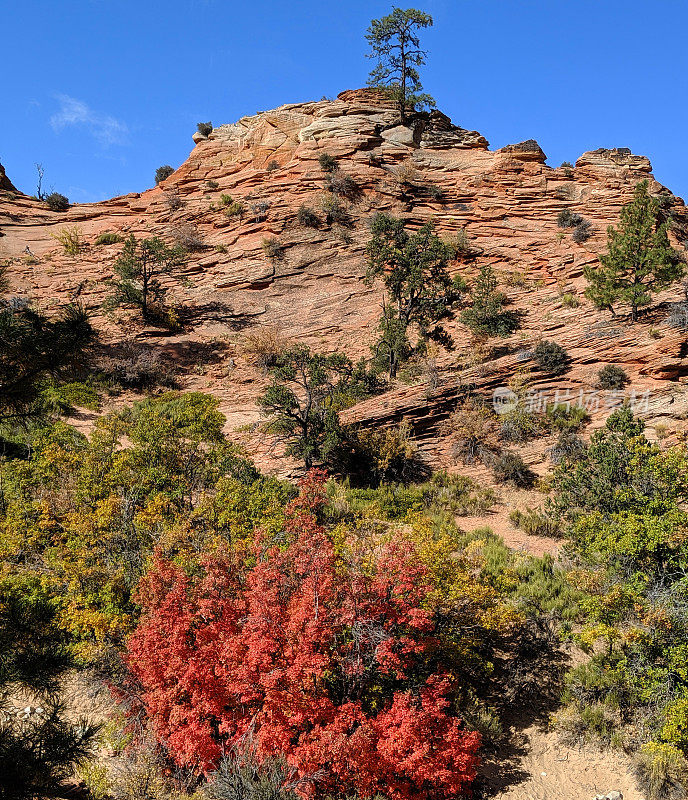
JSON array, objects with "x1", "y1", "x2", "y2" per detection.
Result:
[
  {"x1": 584, "y1": 181, "x2": 683, "y2": 321},
  {"x1": 105, "y1": 234, "x2": 186, "y2": 322},
  {"x1": 258, "y1": 346, "x2": 372, "y2": 469},
  {"x1": 366, "y1": 214, "x2": 465, "y2": 378}
]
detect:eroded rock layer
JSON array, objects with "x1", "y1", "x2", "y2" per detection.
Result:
[{"x1": 1, "y1": 88, "x2": 687, "y2": 474}]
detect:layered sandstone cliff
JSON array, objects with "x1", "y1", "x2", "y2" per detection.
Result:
[{"x1": 1, "y1": 88, "x2": 687, "y2": 477}]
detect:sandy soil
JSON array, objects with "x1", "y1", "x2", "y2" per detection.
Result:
[{"x1": 481, "y1": 722, "x2": 643, "y2": 800}]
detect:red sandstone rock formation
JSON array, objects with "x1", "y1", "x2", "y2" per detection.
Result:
[{"x1": 1, "y1": 89, "x2": 687, "y2": 476}]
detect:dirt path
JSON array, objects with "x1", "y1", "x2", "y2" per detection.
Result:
[
  {"x1": 459, "y1": 503, "x2": 644, "y2": 800},
  {"x1": 481, "y1": 722, "x2": 643, "y2": 800}
]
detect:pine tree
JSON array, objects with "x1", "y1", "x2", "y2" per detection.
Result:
[
  {"x1": 366, "y1": 8, "x2": 435, "y2": 123},
  {"x1": 0, "y1": 266, "x2": 94, "y2": 426},
  {"x1": 584, "y1": 181, "x2": 684, "y2": 321},
  {"x1": 259, "y1": 346, "x2": 357, "y2": 469},
  {"x1": 105, "y1": 234, "x2": 186, "y2": 322},
  {"x1": 460, "y1": 264, "x2": 520, "y2": 337},
  {"x1": 366, "y1": 214, "x2": 465, "y2": 378}
]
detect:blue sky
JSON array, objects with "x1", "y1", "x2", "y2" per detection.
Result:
[{"x1": 3, "y1": 0, "x2": 687, "y2": 203}]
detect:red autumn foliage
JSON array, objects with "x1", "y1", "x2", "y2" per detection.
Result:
[{"x1": 126, "y1": 470, "x2": 481, "y2": 799}]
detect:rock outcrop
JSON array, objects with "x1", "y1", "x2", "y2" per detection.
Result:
[
  {"x1": 1, "y1": 89, "x2": 687, "y2": 475},
  {"x1": 0, "y1": 162, "x2": 16, "y2": 193}
]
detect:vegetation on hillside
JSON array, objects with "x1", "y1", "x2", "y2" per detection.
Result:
[
  {"x1": 7, "y1": 9, "x2": 688, "y2": 800},
  {"x1": 584, "y1": 181, "x2": 684, "y2": 321}
]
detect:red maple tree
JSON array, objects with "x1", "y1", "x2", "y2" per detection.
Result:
[{"x1": 127, "y1": 471, "x2": 481, "y2": 799}]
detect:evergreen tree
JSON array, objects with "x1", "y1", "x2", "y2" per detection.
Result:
[
  {"x1": 105, "y1": 234, "x2": 186, "y2": 322},
  {"x1": 259, "y1": 346, "x2": 365, "y2": 469},
  {"x1": 366, "y1": 214, "x2": 465, "y2": 378},
  {"x1": 371, "y1": 302, "x2": 412, "y2": 379},
  {"x1": 0, "y1": 266, "x2": 94, "y2": 426},
  {"x1": 366, "y1": 8, "x2": 435, "y2": 123},
  {"x1": 460, "y1": 264, "x2": 520, "y2": 337},
  {"x1": 584, "y1": 181, "x2": 684, "y2": 321}
]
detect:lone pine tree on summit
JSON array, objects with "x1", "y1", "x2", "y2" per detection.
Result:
[
  {"x1": 584, "y1": 180, "x2": 684, "y2": 321},
  {"x1": 366, "y1": 7, "x2": 435, "y2": 124}
]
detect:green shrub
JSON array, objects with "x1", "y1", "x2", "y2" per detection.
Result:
[
  {"x1": 561, "y1": 292, "x2": 579, "y2": 308},
  {"x1": 197, "y1": 121, "x2": 213, "y2": 136},
  {"x1": 45, "y1": 192, "x2": 70, "y2": 212},
  {"x1": 154, "y1": 165, "x2": 174, "y2": 184},
  {"x1": 557, "y1": 209, "x2": 583, "y2": 228},
  {"x1": 499, "y1": 406, "x2": 543, "y2": 443},
  {"x1": 509, "y1": 508, "x2": 562, "y2": 537},
  {"x1": 51, "y1": 226, "x2": 82, "y2": 256},
  {"x1": 318, "y1": 153, "x2": 338, "y2": 173},
  {"x1": 545, "y1": 404, "x2": 590, "y2": 432},
  {"x1": 95, "y1": 232, "x2": 123, "y2": 246},
  {"x1": 344, "y1": 423, "x2": 426, "y2": 487},
  {"x1": 326, "y1": 171, "x2": 359, "y2": 198},
  {"x1": 225, "y1": 201, "x2": 246, "y2": 218},
  {"x1": 572, "y1": 219, "x2": 593, "y2": 243},
  {"x1": 662, "y1": 695, "x2": 688, "y2": 753},
  {"x1": 207, "y1": 179, "x2": 219, "y2": 189},
  {"x1": 547, "y1": 430, "x2": 586, "y2": 465},
  {"x1": 220, "y1": 193, "x2": 233, "y2": 206},
  {"x1": 321, "y1": 194, "x2": 350, "y2": 225},
  {"x1": 449, "y1": 228, "x2": 472, "y2": 257},
  {"x1": 493, "y1": 451, "x2": 535, "y2": 487},
  {"x1": 634, "y1": 743, "x2": 688, "y2": 800},
  {"x1": 328, "y1": 470, "x2": 496, "y2": 520},
  {"x1": 597, "y1": 364, "x2": 629, "y2": 389},
  {"x1": 442, "y1": 401, "x2": 501, "y2": 465},
  {"x1": 533, "y1": 340, "x2": 570, "y2": 375},
  {"x1": 421, "y1": 471, "x2": 497, "y2": 516},
  {"x1": 262, "y1": 237, "x2": 284, "y2": 260},
  {"x1": 297, "y1": 205, "x2": 319, "y2": 228},
  {"x1": 266, "y1": 160, "x2": 280, "y2": 173}
]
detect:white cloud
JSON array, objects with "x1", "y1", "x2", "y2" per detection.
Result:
[{"x1": 50, "y1": 94, "x2": 129, "y2": 146}]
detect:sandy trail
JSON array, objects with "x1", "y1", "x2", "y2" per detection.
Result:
[{"x1": 481, "y1": 722, "x2": 643, "y2": 800}]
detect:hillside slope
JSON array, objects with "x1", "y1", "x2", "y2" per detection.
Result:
[{"x1": 2, "y1": 87, "x2": 687, "y2": 481}]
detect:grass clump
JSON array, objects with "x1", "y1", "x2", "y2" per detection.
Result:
[
  {"x1": 52, "y1": 226, "x2": 83, "y2": 256},
  {"x1": 95, "y1": 232, "x2": 123, "y2": 246},
  {"x1": 242, "y1": 327, "x2": 289, "y2": 371},
  {"x1": 509, "y1": 508, "x2": 562, "y2": 537}
]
